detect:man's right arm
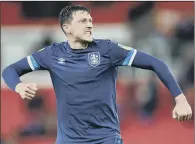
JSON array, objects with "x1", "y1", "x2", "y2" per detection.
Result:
[
  {"x1": 2, "y1": 57, "x2": 39, "y2": 100},
  {"x1": 2, "y1": 58, "x2": 32, "y2": 91},
  {"x1": 2, "y1": 46, "x2": 51, "y2": 99}
]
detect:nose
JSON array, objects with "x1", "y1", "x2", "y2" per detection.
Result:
[{"x1": 87, "y1": 21, "x2": 93, "y2": 28}]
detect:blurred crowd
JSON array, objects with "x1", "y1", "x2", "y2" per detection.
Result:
[
  {"x1": 125, "y1": 1, "x2": 194, "y2": 123},
  {"x1": 1, "y1": 2, "x2": 194, "y2": 144}
]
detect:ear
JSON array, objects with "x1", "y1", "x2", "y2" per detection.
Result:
[{"x1": 62, "y1": 23, "x2": 71, "y2": 34}]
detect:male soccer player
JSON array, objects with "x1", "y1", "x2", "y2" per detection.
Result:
[{"x1": 2, "y1": 5, "x2": 192, "y2": 144}]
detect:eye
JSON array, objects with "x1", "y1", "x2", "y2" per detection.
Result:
[{"x1": 81, "y1": 19, "x2": 86, "y2": 23}]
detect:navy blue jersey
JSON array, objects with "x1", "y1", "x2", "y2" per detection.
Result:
[{"x1": 27, "y1": 39, "x2": 137, "y2": 144}]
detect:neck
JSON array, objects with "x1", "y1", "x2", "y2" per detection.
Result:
[{"x1": 68, "y1": 39, "x2": 88, "y2": 50}]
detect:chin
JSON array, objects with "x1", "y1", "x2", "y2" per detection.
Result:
[
  {"x1": 78, "y1": 35, "x2": 93, "y2": 43},
  {"x1": 87, "y1": 39, "x2": 93, "y2": 42},
  {"x1": 83, "y1": 37, "x2": 93, "y2": 43}
]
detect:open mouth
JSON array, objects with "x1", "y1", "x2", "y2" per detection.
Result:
[{"x1": 85, "y1": 31, "x2": 91, "y2": 35}]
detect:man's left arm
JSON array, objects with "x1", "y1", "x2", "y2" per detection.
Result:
[
  {"x1": 131, "y1": 51, "x2": 192, "y2": 121},
  {"x1": 107, "y1": 40, "x2": 192, "y2": 121}
]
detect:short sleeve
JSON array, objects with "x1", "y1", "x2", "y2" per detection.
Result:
[
  {"x1": 27, "y1": 46, "x2": 51, "y2": 71},
  {"x1": 107, "y1": 40, "x2": 137, "y2": 67}
]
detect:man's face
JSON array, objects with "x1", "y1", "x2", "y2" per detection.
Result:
[{"x1": 66, "y1": 11, "x2": 93, "y2": 42}]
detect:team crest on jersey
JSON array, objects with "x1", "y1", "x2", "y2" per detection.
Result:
[
  {"x1": 117, "y1": 43, "x2": 133, "y2": 51},
  {"x1": 88, "y1": 52, "x2": 100, "y2": 67}
]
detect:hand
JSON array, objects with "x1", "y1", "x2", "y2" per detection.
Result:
[
  {"x1": 172, "y1": 94, "x2": 192, "y2": 121},
  {"x1": 15, "y1": 83, "x2": 38, "y2": 100}
]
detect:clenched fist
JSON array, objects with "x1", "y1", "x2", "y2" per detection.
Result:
[
  {"x1": 173, "y1": 94, "x2": 192, "y2": 121},
  {"x1": 15, "y1": 83, "x2": 38, "y2": 100}
]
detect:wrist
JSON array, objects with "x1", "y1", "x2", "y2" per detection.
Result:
[
  {"x1": 15, "y1": 82, "x2": 23, "y2": 93},
  {"x1": 174, "y1": 93, "x2": 187, "y2": 104}
]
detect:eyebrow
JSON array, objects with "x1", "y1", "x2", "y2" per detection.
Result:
[{"x1": 79, "y1": 17, "x2": 93, "y2": 21}]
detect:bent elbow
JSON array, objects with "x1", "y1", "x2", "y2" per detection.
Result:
[
  {"x1": 2, "y1": 65, "x2": 12, "y2": 79},
  {"x1": 152, "y1": 59, "x2": 169, "y2": 72}
]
